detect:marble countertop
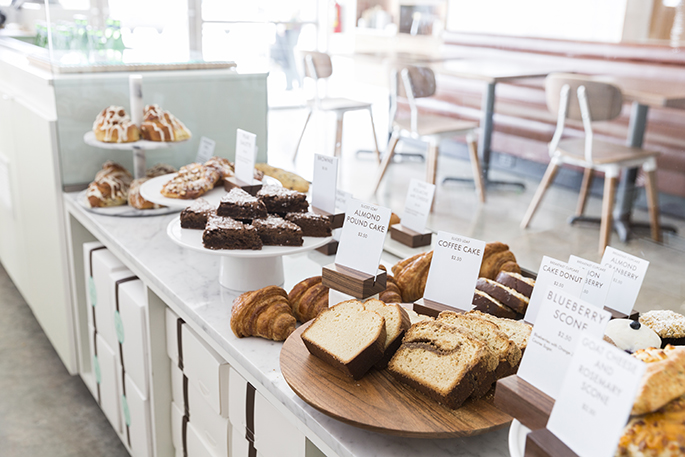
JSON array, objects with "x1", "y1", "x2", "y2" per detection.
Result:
[{"x1": 64, "y1": 192, "x2": 512, "y2": 457}]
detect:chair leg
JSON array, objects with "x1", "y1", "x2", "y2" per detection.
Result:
[
  {"x1": 643, "y1": 168, "x2": 662, "y2": 243},
  {"x1": 599, "y1": 172, "x2": 618, "y2": 255},
  {"x1": 575, "y1": 168, "x2": 594, "y2": 217},
  {"x1": 372, "y1": 131, "x2": 400, "y2": 194},
  {"x1": 467, "y1": 134, "x2": 486, "y2": 203},
  {"x1": 333, "y1": 113, "x2": 344, "y2": 158},
  {"x1": 292, "y1": 109, "x2": 312, "y2": 161},
  {"x1": 520, "y1": 160, "x2": 560, "y2": 229},
  {"x1": 367, "y1": 107, "x2": 381, "y2": 164},
  {"x1": 426, "y1": 140, "x2": 439, "y2": 186}
]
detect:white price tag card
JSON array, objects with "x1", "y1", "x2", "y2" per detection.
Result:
[
  {"x1": 335, "y1": 199, "x2": 391, "y2": 276},
  {"x1": 547, "y1": 334, "x2": 646, "y2": 457},
  {"x1": 524, "y1": 256, "x2": 585, "y2": 325},
  {"x1": 517, "y1": 287, "x2": 611, "y2": 399},
  {"x1": 312, "y1": 154, "x2": 338, "y2": 213},
  {"x1": 195, "y1": 136, "x2": 216, "y2": 164},
  {"x1": 568, "y1": 255, "x2": 613, "y2": 309},
  {"x1": 601, "y1": 247, "x2": 649, "y2": 315},
  {"x1": 234, "y1": 129, "x2": 257, "y2": 183},
  {"x1": 423, "y1": 231, "x2": 485, "y2": 310},
  {"x1": 335, "y1": 190, "x2": 353, "y2": 213},
  {"x1": 401, "y1": 179, "x2": 435, "y2": 233}
]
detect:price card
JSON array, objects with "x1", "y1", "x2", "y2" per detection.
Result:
[
  {"x1": 601, "y1": 247, "x2": 649, "y2": 315},
  {"x1": 335, "y1": 199, "x2": 391, "y2": 276},
  {"x1": 524, "y1": 256, "x2": 585, "y2": 325},
  {"x1": 517, "y1": 287, "x2": 611, "y2": 399},
  {"x1": 195, "y1": 136, "x2": 216, "y2": 164},
  {"x1": 568, "y1": 255, "x2": 613, "y2": 309},
  {"x1": 547, "y1": 334, "x2": 646, "y2": 457},
  {"x1": 401, "y1": 179, "x2": 435, "y2": 233},
  {"x1": 234, "y1": 129, "x2": 257, "y2": 183},
  {"x1": 312, "y1": 154, "x2": 338, "y2": 213},
  {"x1": 423, "y1": 231, "x2": 485, "y2": 310},
  {"x1": 333, "y1": 190, "x2": 353, "y2": 242}
]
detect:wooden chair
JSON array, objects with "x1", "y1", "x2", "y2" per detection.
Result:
[
  {"x1": 292, "y1": 51, "x2": 380, "y2": 162},
  {"x1": 371, "y1": 66, "x2": 485, "y2": 203},
  {"x1": 520, "y1": 73, "x2": 662, "y2": 254}
]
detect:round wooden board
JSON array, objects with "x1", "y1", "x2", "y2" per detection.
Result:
[{"x1": 280, "y1": 322, "x2": 512, "y2": 438}]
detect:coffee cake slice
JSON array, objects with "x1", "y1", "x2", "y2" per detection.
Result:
[
  {"x1": 251, "y1": 215, "x2": 303, "y2": 246},
  {"x1": 202, "y1": 214, "x2": 262, "y2": 250}
]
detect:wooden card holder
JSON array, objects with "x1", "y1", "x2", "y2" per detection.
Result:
[
  {"x1": 413, "y1": 298, "x2": 463, "y2": 318},
  {"x1": 322, "y1": 264, "x2": 387, "y2": 299},
  {"x1": 316, "y1": 240, "x2": 339, "y2": 256},
  {"x1": 389, "y1": 224, "x2": 432, "y2": 248},
  {"x1": 311, "y1": 206, "x2": 345, "y2": 230},
  {"x1": 223, "y1": 176, "x2": 263, "y2": 196},
  {"x1": 525, "y1": 428, "x2": 577, "y2": 457},
  {"x1": 493, "y1": 375, "x2": 554, "y2": 431}
]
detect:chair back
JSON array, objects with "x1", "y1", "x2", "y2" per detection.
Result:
[
  {"x1": 545, "y1": 73, "x2": 623, "y2": 121},
  {"x1": 396, "y1": 66, "x2": 436, "y2": 99},
  {"x1": 302, "y1": 51, "x2": 333, "y2": 80}
]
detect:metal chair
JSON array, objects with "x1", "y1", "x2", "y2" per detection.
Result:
[
  {"x1": 371, "y1": 66, "x2": 485, "y2": 202},
  {"x1": 292, "y1": 51, "x2": 380, "y2": 162},
  {"x1": 520, "y1": 73, "x2": 662, "y2": 254}
]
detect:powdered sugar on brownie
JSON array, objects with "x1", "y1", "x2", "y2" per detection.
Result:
[
  {"x1": 221, "y1": 188, "x2": 259, "y2": 204},
  {"x1": 206, "y1": 214, "x2": 246, "y2": 230}
]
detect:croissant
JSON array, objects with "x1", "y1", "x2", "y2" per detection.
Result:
[
  {"x1": 391, "y1": 251, "x2": 433, "y2": 303},
  {"x1": 288, "y1": 276, "x2": 329, "y2": 323},
  {"x1": 231, "y1": 286, "x2": 296, "y2": 341},
  {"x1": 479, "y1": 242, "x2": 521, "y2": 280},
  {"x1": 379, "y1": 276, "x2": 403, "y2": 303}
]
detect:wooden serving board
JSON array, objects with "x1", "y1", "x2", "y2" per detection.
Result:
[{"x1": 280, "y1": 322, "x2": 512, "y2": 438}]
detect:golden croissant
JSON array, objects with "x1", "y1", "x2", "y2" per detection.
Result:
[
  {"x1": 391, "y1": 251, "x2": 433, "y2": 303},
  {"x1": 479, "y1": 242, "x2": 521, "y2": 280},
  {"x1": 231, "y1": 286, "x2": 296, "y2": 341},
  {"x1": 288, "y1": 276, "x2": 329, "y2": 323},
  {"x1": 379, "y1": 275, "x2": 403, "y2": 304}
]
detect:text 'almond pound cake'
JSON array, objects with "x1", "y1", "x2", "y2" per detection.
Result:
[{"x1": 388, "y1": 320, "x2": 490, "y2": 409}]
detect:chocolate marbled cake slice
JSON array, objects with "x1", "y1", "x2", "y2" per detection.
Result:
[
  {"x1": 217, "y1": 188, "x2": 267, "y2": 221},
  {"x1": 202, "y1": 214, "x2": 262, "y2": 250},
  {"x1": 284, "y1": 211, "x2": 332, "y2": 237},
  {"x1": 251, "y1": 215, "x2": 303, "y2": 246},
  {"x1": 180, "y1": 198, "x2": 215, "y2": 229},
  {"x1": 257, "y1": 185, "x2": 308, "y2": 214}
]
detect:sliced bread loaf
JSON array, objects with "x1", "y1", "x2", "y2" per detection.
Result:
[
  {"x1": 467, "y1": 310, "x2": 532, "y2": 356},
  {"x1": 472, "y1": 289, "x2": 518, "y2": 319},
  {"x1": 388, "y1": 320, "x2": 490, "y2": 409},
  {"x1": 364, "y1": 299, "x2": 411, "y2": 368},
  {"x1": 301, "y1": 300, "x2": 386, "y2": 380},
  {"x1": 476, "y1": 277, "x2": 529, "y2": 315},
  {"x1": 495, "y1": 271, "x2": 535, "y2": 298}
]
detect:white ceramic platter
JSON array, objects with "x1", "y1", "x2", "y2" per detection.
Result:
[
  {"x1": 83, "y1": 131, "x2": 188, "y2": 150},
  {"x1": 77, "y1": 190, "x2": 179, "y2": 217}
]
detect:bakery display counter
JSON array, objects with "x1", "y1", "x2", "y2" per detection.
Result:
[{"x1": 63, "y1": 191, "x2": 511, "y2": 457}]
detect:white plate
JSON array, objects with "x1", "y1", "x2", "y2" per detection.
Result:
[
  {"x1": 83, "y1": 131, "x2": 188, "y2": 150},
  {"x1": 140, "y1": 173, "x2": 281, "y2": 210},
  {"x1": 167, "y1": 216, "x2": 333, "y2": 258},
  {"x1": 77, "y1": 190, "x2": 180, "y2": 217},
  {"x1": 508, "y1": 419, "x2": 531, "y2": 457}
]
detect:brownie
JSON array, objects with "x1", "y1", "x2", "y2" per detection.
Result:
[
  {"x1": 217, "y1": 188, "x2": 267, "y2": 221},
  {"x1": 251, "y1": 215, "x2": 303, "y2": 246},
  {"x1": 180, "y1": 198, "x2": 215, "y2": 229},
  {"x1": 285, "y1": 212, "x2": 331, "y2": 237},
  {"x1": 257, "y1": 185, "x2": 308, "y2": 214},
  {"x1": 201, "y1": 215, "x2": 262, "y2": 250}
]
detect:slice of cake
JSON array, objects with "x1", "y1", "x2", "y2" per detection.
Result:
[
  {"x1": 251, "y1": 215, "x2": 303, "y2": 246},
  {"x1": 467, "y1": 310, "x2": 532, "y2": 356},
  {"x1": 257, "y1": 185, "x2": 308, "y2": 214},
  {"x1": 202, "y1": 215, "x2": 262, "y2": 250},
  {"x1": 180, "y1": 198, "x2": 215, "y2": 229},
  {"x1": 476, "y1": 277, "x2": 529, "y2": 314},
  {"x1": 495, "y1": 271, "x2": 535, "y2": 299},
  {"x1": 363, "y1": 299, "x2": 411, "y2": 368},
  {"x1": 301, "y1": 300, "x2": 386, "y2": 380},
  {"x1": 284, "y1": 212, "x2": 332, "y2": 237},
  {"x1": 217, "y1": 188, "x2": 267, "y2": 221},
  {"x1": 472, "y1": 289, "x2": 518, "y2": 319},
  {"x1": 388, "y1": 320, "x2": 489, "y2": 409}
]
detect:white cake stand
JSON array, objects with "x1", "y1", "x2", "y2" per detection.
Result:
[
  {"x1": 508, "y1": 419, "x2": 530, "y2": 457},
  {"x1": 167, "y1": 216, "x2": 332, "y2": 291}
]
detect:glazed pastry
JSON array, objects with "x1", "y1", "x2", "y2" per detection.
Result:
[
  {"x1": 92, "y1": 106, "x2": 140, "y2": 143},
  {"x1": 204, "y1": 157, "x2": 234, "y2": 184},
  {"x1": 640, "y1": 310, "x2": 685, "y2": 347},
  {"x1": 288, "y1": 276, "x2": 329, "y2": 323},
  {"x1": 230, "y1": 286, "x2": 296, "y2": 341},
  {"x1": 128, "y1": 177, "x2": 163, "y2": 210},
  {"x1": 604, "y1": 319, "x2": 661, "y2": 353},
  {"x1": 86, "y1": 161, "x2": 132, "y2": 207},
  {"x1": 617, "y1": 395, "x2": 685, "y2": 457},
  {"x1": 391, "y1": 251, "x2": 433, "y2": 302},
  {"x1": 631, "y1": 345, "x2": 685, "y2": 415},
  {"x1": 479, "y1": 242, "x2": 521, "y2": 280},
  {"x1": 160, "y1": 163, "x2": 219, "y2": 199},
  {"x1": 140, "y1": 104, "x2": 192, "y2": 142}
]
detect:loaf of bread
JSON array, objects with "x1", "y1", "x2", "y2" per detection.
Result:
[
  {"x1": 388, "y1": 320, "x2": 489, "y2": 409},
  {"x1": 86, "y1": 161, "x2": 133, "y2": 207},
  {"x1": 230, "y1": 286, "x2": 296, "y2": 341},
  {"x1": 467, "y1": 310, "x2": 532, "y2": 355},
  {"x1": 479, "y1": 242, "x2": 521, "y2": 280},
  {"x1": 391, "y1": 251, "x2": 433, "y2": 302},
  {"x1": 617, "y1": 395, "x2": 685, "y2": 457},
  {"x1": 301, "y1": 300, "x2": 386, "y2": 380},
  {"x1": 255, "y1": 163, "x2": 309, "y2": 192},
  {"x1": 288, "y1": 276, "x2": 329, "y2": 323},
  {"x1": 631, "y1": 345, "x2": 685, "y2": 415},
  {"x1": 364, "y1": 299, "x2": 411, "y2": 368}
]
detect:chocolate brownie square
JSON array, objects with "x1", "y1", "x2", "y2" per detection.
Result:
[
  {"x1": 217, "y1": 188, "x2": 267, "y2": 221},
  {"x1": 202, "y1": 215, "x2": 262, "y2": 250},
  {"x1": 284, "y1": 212, "x2": 331, "y2": 237},
  {"x1": 251, "y1": 215, "x2": 303, "y2": 246},
  {"x1": 257, "y1": 185, "x2": 308, "y2": 215},
  {"x1": 180, "y1": 198, "x2": 215, "y2": 229}
]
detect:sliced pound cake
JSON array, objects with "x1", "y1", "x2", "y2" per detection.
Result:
[
  {"x1": 301, "y1": 300, "x2": 386, "y2": 380},
  {"x1": 467, "y1": 310, "x2": 532, "y2": 357},
  {"x1": 388, "y1": 320, "x2": 490, "y2": 409},
  {"x1": 363, "y1": 299, "x2": 411, "y2": 368}
]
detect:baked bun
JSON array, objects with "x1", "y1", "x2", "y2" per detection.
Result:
[
  {"x1": 230, "y1": 286, "x2": 296, "y2": 341},
  {"x1": 86, "y1": 161, "x2": 133, "y2": 207},
  {"x1": 204, "y1": 157, "x2": 235, "y2": 184},
  {"x1": 479, "y1": 242, "x2": 521, "y2": 280},
  {"x1": 128, "y1": 177, "x2": 163, "y2": 210},
  {"x1": 160, "y1": 163, "x2": 219, "y2": 199},
  {"x1": 288, "y1": 276, "x2": 329, "y2": 323},
  {"x1": 93, "y1": 106, "x2": 140, "y2": 143},
  {"x1": 391, "y1": 251, "x2": 433, "y2": 302},
  {"x1": 140, "y1": 104, "x2": 192, "y2": 142}
]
